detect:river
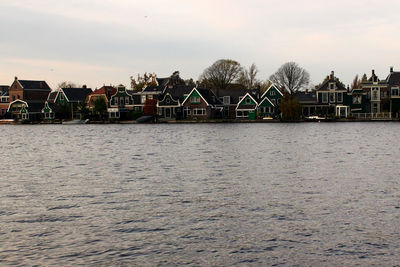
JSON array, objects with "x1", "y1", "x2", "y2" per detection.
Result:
[{"x1": 1, "y1": 123, "x2": 400, "y2": 266}]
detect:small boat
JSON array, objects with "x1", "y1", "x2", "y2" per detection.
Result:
[
  {"x1": 62, "y1": 119, "x2": 89, "y2": 125},
  {"x1": 305, "y1": 116, "x2": 326, "y2": 122},
  {"x1": 136, "y1": 115, "x2": 154, "y2": 123},
  {"x1": 0, "y1": 119, "x2": 15, "y2": 124}
]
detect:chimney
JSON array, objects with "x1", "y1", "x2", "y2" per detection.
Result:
[
  {"x1": 330, "y1": 71, "x2": 334, "y2": 80},
  {"x1": 372, "y1": 69, "x2": 375, "y2": 76},
  {"x1": 305, "y1": 89, "x2": 309, "y2": 94},
  {"x1": 14, "y1": 76, "x2": 18, "y2": 81},
  {"x1": 83, "y1": 84, "x2": 87, "y2": 89},
  {"x1": 390, "y1": 66, "x2": 394, "y2": 73}
]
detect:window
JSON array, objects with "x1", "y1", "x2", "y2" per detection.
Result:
[
  {"x1": 245, "y1": 98, "x2": 251, "y2": 104},
  {"x1": 141, "y1": 95, "x2": 147, "y2": 104},
  {"x1": 329, "y1": 93, "x2": 335, "y2": 102},
  {"x1": 148, "y1": 95, "x2": 153, "y2": 100},
  {"x1": 270, "y1": 90, "x2": 276, "y2": 96},
  {"x1": 13, "y1": 95, "x2": 15, "y2": 101},
  {"x1": 353, "y1": 95, "x2": 361, "y2": 104},
  {"x1": 120, "y1": 98, "x2": 124, "y2": 105},
  {"x1": 322, "y1": 93, "x2": 328, "y2": 103},
  {"x1": 190, "y1": 96, "x2": 200, "y2": 103},
  {"x1": 22, "y1": 113, "x2": 29, "y2": 120},
  {"x1": 337, "y1": 92, "x2": 343, "y2": 102},
  {"x1": 372, "y1": 89, "x2": 378, "y2": 100},
  {"x1": 329, "y1": 83, "x2": 335, "y2": 90},
  {"x1": 381, "y1": 92, "x2": 386, "y2": 99},
  {"x1": 125, "y1": 97, "x2": 129, "y2": 105},
  {"x1": 392, "y1": 88, "x2": 399, "y2": 96},
  {"x1": 193, "y1": 108, "x2": 206, "y2": 115}
]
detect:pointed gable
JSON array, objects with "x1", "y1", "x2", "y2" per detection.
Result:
[{"x1": 236, "y1": 93, "x2": 258, "y2": 110}]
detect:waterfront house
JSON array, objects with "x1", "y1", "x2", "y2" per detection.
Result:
[
  {"x1": 108, "y1": 85, "x2": 135, "y2": 119},
  {"x1": 181, "y1": 87, "x2": 223, "y2": 119},
  {"x1": 386, "y1": 67, "x2": 400, "y2": 117},
  {"x1": 213, "y1": 85, "x2": 249, "y2": 119},
  {"x1": 360, "y1": 70, "x2": 389, "y2": 115},
  {"x1": 86, "y1": 86, "x2": 117, "y2": 111},
  {"x1": 0, "y1": 85, "x2": 9, "y2": 117},
  {"x1": 315, "y1": 71, "x2": 351, "y2": 118},
  {"x1": 54, "y1": 86, "x2": 92, "y2": 119},
  {"x1": 7, "y1": 77, "x2": 51, "y2": 120},
  {"x1": 258, "y1": 84, "x2": 283, "y2": 118},
  {"x1": 236, "y1": 91, "x2": 259, "y2": 120},
  {"x1": 157, "y1": 84, "x2": 193, "y2": 120}
]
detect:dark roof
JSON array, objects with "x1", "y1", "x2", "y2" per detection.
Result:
[
  {"x1": 142, "y1": 85, "x2": 163, "y2": 93},
  {"x1": 62, "y1": 87, "x2": 92, "y2": 102},
  {"x1": 156, "y1": 78, "x2": 170, "y2": 87},
  {"x1": 161, "y1": 85, "x2": 194, "y2": 102},
  {"x1": 47, "y1": 91, "x2": 57, "y2": 102},
  {"x1": 386, "y1": 72, "x2": 400, "y2": 86},
  {"x1": 294, "y1": 91, "x2": 317, "y2": 104},
  {"x1": 317, "y1": 75, "x2": 347, "y2": 91},
  {"x1": 197, "y1": 88, "x2": 223, "y2": 106},
  {"x1": 214, "y1": 88, "x2": 249, "y2": 104},
  {"x1": 0, "y1": 85, "x2": 9, "y2": 96},
  {"x1": 19, "y1": 80, "x2": 51, "y2": 91}
]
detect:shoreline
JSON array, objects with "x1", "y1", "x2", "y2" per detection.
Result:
[{"x1": 1, "y1": 118, "x2": 398, "y2": 125}]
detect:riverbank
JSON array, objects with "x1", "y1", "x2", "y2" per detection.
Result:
[{"x1": 1, "y1": 118, "x2": 399, "y2": 125}]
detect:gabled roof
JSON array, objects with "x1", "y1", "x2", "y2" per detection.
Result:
[
  {"x1": 60, "y1": 87, "x2": 92, "y2": 102},
  {"x1": 47, "y1": 91, "x2": 57, "y2": 103},
  {"x1": 257, "y1": 97, "x2": 275, "y2": 107},
  {"x1": 160, "y1": 84, "x2": 194, "y2": 102},
  {"x1": 18, "y1": 80, "x2": 51, "y2": 91},
  {"x1": 316, "y1": 72, "x2": 347, "y2": 91},
  {"x1": 90, "y1": 86, "x2": 117, "y2": 96},
  {"x1": 236, "y1": 92, "x2": 258, "y2": 109},
  {"x1": 182, "y1": 87, "x2": 223, "y2": 106},
  {"x1": 260, "y1": 84, "x2": 284, "y2": 99},
  {"x1": 386, "y1": 72, "x2": 400, "y2": 86}
]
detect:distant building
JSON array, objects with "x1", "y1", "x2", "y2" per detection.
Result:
[{"x1": 7, "y1": 77, "x2": 51, "y2": 120}]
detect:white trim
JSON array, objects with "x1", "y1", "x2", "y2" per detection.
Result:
[
  {"x1": 7, "y1": 99, "x2": 28, "y2": 112},
  {"x1": 157, "y1": 93, "x2": 180, "y2": 108},
  {"x1": 55, "y1": 88, "x2": 70, "y2": 102},
  {"x1": 181, "y1": 87, "x2": 210, "y2": 106},
  {"x1": 260, "y1": 84, "x2": 283, "y2": 99},
  {"x1": 257, "y1": 97, "x2": 275, "y2": 108},
  {"x1": 236, "y1": 93, "x2": 258, "y2": 109}
]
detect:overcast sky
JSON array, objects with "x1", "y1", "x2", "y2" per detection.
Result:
[{"x1": 1, "y1": 0, "x2": 400, "y2": 90}]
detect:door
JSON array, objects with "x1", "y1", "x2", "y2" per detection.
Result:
[{"x1": 165, "y1": 108, "x2": 171, "y2": 118}]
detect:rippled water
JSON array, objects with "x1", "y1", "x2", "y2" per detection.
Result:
[{"x1": 1, "y1": 123, "x2": 400, "y2": 266}]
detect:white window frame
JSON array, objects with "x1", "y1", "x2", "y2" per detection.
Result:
[
  {"x1": 223, "y1": 96, "x2": 230, "y2": 105},
  {"x1": 337, "y1": 92, "x2": 343, "y2": 103},
  {"x1": 329, "y1": 92, "x2": 335, "y2": 103},
  {"x1": 141, "y1": 95, "x2": 147, "y2": 104},
  {"x1": 392, "y1": 88, "x2": 399, "y2": 96},
  {"x1": 322, "y1": 93, "x2": 328, "y2": 103}
]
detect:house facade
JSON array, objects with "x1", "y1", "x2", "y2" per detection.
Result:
[
  {"x1": 181, "y1": 88, "x2": 223, "y2": 119},
  {"x1": 7, "y1": 77, "x2": 51, "y2": 120},
  {"x1": 0, "y1": 85, "x2": 9, "y2": 117}
]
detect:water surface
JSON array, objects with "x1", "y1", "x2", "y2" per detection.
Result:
[{"x1": 1, "y1": 123, "x2": 400, "y2": 266}]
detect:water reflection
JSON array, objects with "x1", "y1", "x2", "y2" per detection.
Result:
[{"x1": 1, "y1": 123, "x2": 400, "y2": 265}]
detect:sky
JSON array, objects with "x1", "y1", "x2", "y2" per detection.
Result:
[{"x1": 1, "y1": 0, "x2": 400, "y2": 90}]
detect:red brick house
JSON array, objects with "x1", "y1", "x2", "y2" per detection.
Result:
[
  {"x1": 7, "y1": 77, "x2": 51, "y2": 120},
  {"x1": 181, "y1": 88, "x2": 223, "y2": 119}
]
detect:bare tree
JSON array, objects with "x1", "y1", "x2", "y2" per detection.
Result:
[
  {"x1": 238, "y1": 63, "x2": 260, "y2": 89},
  {"x1": 269, "y1": 62, "x2": 310, "y2": 94},
  {"x1": 199, "y1": 59, "x2": 243, "y2": 96},
  {"x1": 57, "y1": 81, "x2": 79, "y2": 90}
]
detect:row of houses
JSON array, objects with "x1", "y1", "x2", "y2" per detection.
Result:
[{"x1": 1, "y1": 67, "x2": 400, "y2": 122}]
